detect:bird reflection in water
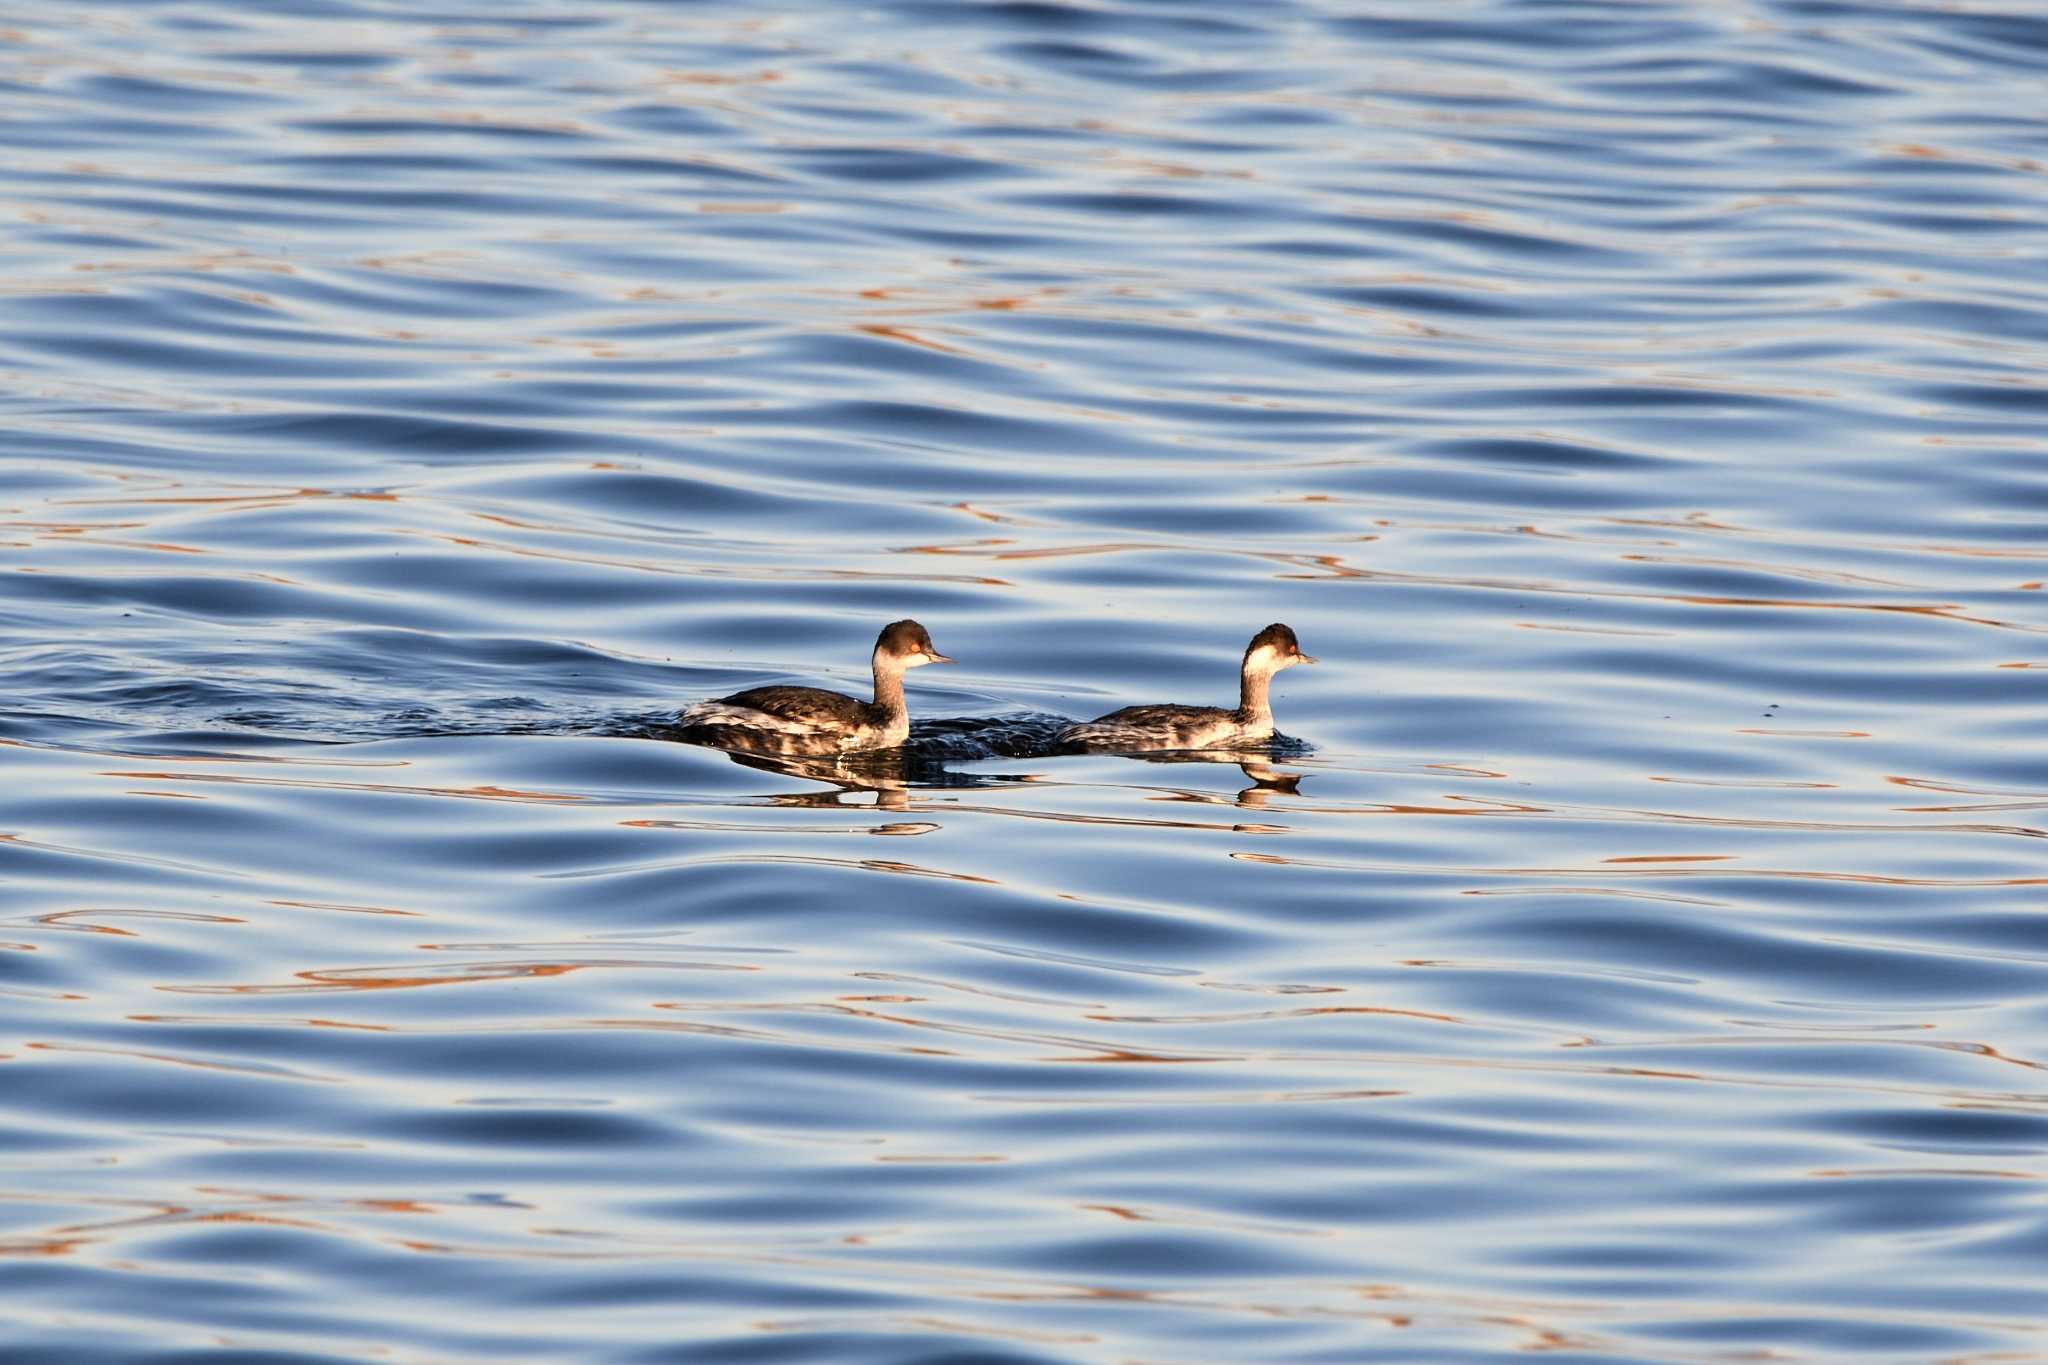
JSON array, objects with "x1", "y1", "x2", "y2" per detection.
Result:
[
  {"x1": 1104, "y1": 749, "x2": 1307, "y2": 810},
  {"x1": 671, "y1": 715, "x2": 1066, "y2": 810},
  {"x1": 718, "y1": 746, "x2": 951, "y2": 812}
]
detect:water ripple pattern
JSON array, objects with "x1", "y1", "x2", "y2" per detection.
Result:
[{"x1": 1, "y1": 2, "x2": 2045, "y2": 1361}]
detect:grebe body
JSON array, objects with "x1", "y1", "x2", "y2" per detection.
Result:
[
  {"x1": 678, "y1": 619, "x2": 953, "y2": 755},
  {"x1": 1058, "y1": 623, "x2": 1315, "y2": 752}
]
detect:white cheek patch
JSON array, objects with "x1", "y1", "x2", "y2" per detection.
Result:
[
  {"x1": 1247, "y1": 644, "x2": 1281, "y2": 670},
  {"x1": 678, "y1": 702, "x2": 830, "y2": 735}
]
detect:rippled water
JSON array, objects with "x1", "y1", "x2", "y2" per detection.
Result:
[{"x1": 4, "y1": 2, "x2": 2047, "y2": 1360}]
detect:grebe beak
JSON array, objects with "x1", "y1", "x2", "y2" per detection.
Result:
[
  {"x1": 1295, "y1": 652, "x2": 1319, "y2": 665},
  {"x1": 925, "y1": 650, "x2": 956, "y2": 665}
]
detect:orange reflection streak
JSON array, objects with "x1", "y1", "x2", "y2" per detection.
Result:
[
  {"x1": 165, "y1": 957, "x2": 755, "y2": 997},
  {"x1": 72, "y1": 538, "x2": 210, "y2": 555},
  {"x1": 1914, "y1": 543, "x2": 2048, "y2": 559},
  {"x1": 1515, "y1": 622, "x2": 1672, "y2": 636},
  {"x1": 1737, "y1": 727, "x2": 1871, "y2": 737},
  {"x1": 1569, "y1": 1034, "x2": 2048, "y2": 1074},
  {"x1": 1266, "y1": 791, "x2": 2045, "y2": 841},
  {"x1": 0, "y1": 831, "x2": 246, "y2": 878},
  {"x1": 49, "y1": 1189, "x2": 441, "y2": 1239},
  {"x1": 23, "y1": 1041, "x2": 335, "y2": 1082},
  {"x1": 1325, "y1": 795, "x2": 1551, "y2": 817},
  {"x1": 948, "y1": 502, "x2": 1047, "y2": 528},
  {"x1": 853, "y1": 970, "x2": 1099, "y2": 1010},
  {"x1": 629, "y1": 1010, "x2": 959, "y2": 1057},
  {"x1": 1617, "y1": 550, "x2": 1919, "y2": 589},
  {"x1": 1814, "y1": 1166, "x2": 2038, "y2": 1180},
  {"x1": 1230, "y1": 849, "x2": 2048, "y2": 888},
  {"x1": 1397, "y1": 764, "x2": 1493, "y2": 785},
  {"x1": 656, "y1": 997, "x2": 1228, "y2": 1065},
  {"x1": 0, "y1": 1238, "x2": 89, "y2": 1257},
  {"x1": 973, "y1": 1277, "x2": 1615, "y2": 1348},
  {"x1": 1202, "y1": 981, "x2": 1343, "y2": 995},
  {"x1": 426, "y1": 527, "x2": 1010, "y2": 587},
  {"x1": 1886, "y1": 774, "x2": 2048, "y2": 813},
  {"x1": 269, "y1": 898, "x2": 422, "y2": 918},
  {"x1": 1061, "y1": 1047, "x2": 1219, "y2": 1064},
  {"x1": 752, "y1": 1314, "x2": 1088, "y2": 1347},
  {"x1": 31, "y1": 907, "x2": 243, "y2": 937},
  {"x1": 1460, "y1": 885, "x2": 1727, "y2": 906},
  {"x1": 99, "y1": 771, "x2": 588, "y2": 805},
  {"x1": 14, "y1": 562, "x2": 300, "y2": 585},
  {"x1": 937, "y1": 802, "x2": 1284, "y2": 834},
  {"x1": 1889, "y1": 775, "x2": 2048, "y2": 795},
  {"x1": 622, "y1": 817, "x2": 938, "y2": 836},
  {"x1": 1086, "y1": 1004, "x2": 1462, "y2": 1026},
  {"x1": 53, "y1": 487, "x2": 388, "y2": 510},
  {"x1": 1650, "y1": 776, "x2": 1837, "y2": 789},
  {"x1": 898, "y1": 539, "x2": 1159, "y2": 562},
  {"x1": 855, "y1": 323, "x2": 969, "y2": 356},
  {"x1": 0, "y1": 738, "x2": 402, "y2": 769},
  {"x1": 1335, "y1": 510, "x2": 1670, "y2": 546},
  {"x1": 692, "y1": 853, "x2": 998, "y2": 884},
  {"x1": 1077, "y1": 1203, "x2": 1333, "y2": 1239},
  {"x1": 188, "y1": 1190, "x2": 439, "y2": 1216},
  {"x1": 974, "y1": 1285, "x2": 1170, "y2": 1306},
  {"x1": 193, "y1": 1210, "x2": 326, "y2": 1229},
  {"x1": 5, "y1": 519, "x2": 144, "y2": 532},
  {"x1": 130, "y1": 1013, "x2": 395, "y2": 1033},
  {"x1": 1928, "y1": 1041, "x2": 2048, "y2": 1072}
]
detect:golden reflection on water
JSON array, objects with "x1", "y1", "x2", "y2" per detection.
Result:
[
  {"x1": 0, "y1": 829, "x2": 247, "y2": 878},
  {"x1": 622, "y1": 816, "x2": 940, "y2": 836},
  {"x1": 694, "y1": 853, "x2": 999, "y2": 885},
  {"x1": 267, "y1": 898, "x2": 422, "y2": 918},
  {"x1": 100, "y1": 769, "x2": 590, "y2": 805},
  {"x1": 23, "y1": 1040, "x2": 335, "y2": 1082},
  {"x1": 1087, "y1": 1003, "x2": 1463, "y2": 1027},
  {"x1": 427, "y1": 525, "x2": 1011, "y2": 588},
  {"x1": 131, "y1": 1013, "x2": 396, "y2": 1034},
  {"x1": 1228, "y1": 848, "x2": 2048, "y2": 888},
  {"x1": 165, "y1": 956, "x2": 758, "y2": 997},
  {"x1": 31, "y1": 907, "x2": 241, "y2": 936}
]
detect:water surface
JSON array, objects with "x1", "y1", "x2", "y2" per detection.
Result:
[{"x1": 3, "y1": 1, "x2": 2046, "y2": 1360}]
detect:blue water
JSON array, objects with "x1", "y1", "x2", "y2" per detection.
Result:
[{"x1": 3, "y1": 2, "x2": 2046, "y2": 1360}]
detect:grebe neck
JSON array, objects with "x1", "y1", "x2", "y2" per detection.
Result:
[
  {"x1": 1237, "y1": 665, "x2": 1272, "y2": 728},
  {"x1": 871, "y1": 653, "x2": 908, "y2": 724}
]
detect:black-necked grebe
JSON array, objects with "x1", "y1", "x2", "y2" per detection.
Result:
[
  {"x1": 1058, "y1": 623, "x2": 1316, "y2": 751},
  {"x1": 677, "y1": 619, "x2": 954, "y2": 754}
]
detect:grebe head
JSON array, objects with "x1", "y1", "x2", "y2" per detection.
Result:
[
  {"x1": 875, "y1": 619, "x2": 955, "y2": 670},
  {"x1": 1244, "y1": 622, "x2": 1317, "y2": 674}
]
